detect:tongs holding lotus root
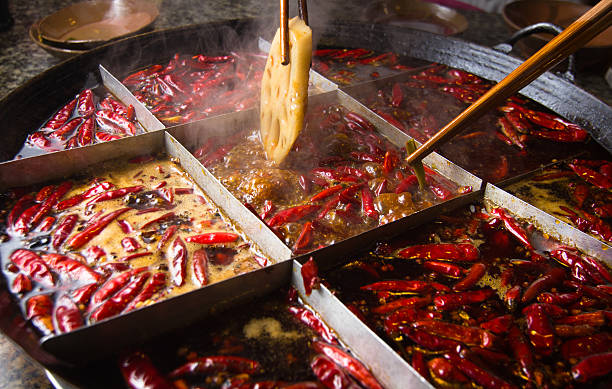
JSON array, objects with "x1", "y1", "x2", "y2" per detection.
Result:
[{"x1": 260, "y1": 0, "x2": 312, "y2": 165}]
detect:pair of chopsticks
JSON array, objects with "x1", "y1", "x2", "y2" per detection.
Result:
[
  {"x1": 280, "y1": 0, "x2": 309, "y2": 65},
  {"x1": 406, "y1": 0, "x2": 612, "y2": 165}
]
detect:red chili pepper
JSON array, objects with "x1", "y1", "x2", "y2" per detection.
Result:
[
  {"x1": 350, "y1": 151, "x2": 383, "y2": 163},
  {"x1": 569, "y1": 163, "x2": 612, "y2": 189},
  {"x1": 428, "y1": 357, "x2": 468, "y2": 383},
  {"x1": 119, "y1": 351, "x2": 174, "y2": 389},
  {"x1": 124, "y1": 272, "x2": 167, "y2": 313},
  {"x1": 571, "y1": 351, "x2": 612, "y2": 382},
  {"x1": 401, "y1": 327, "x2": 462, "y2": 351},
  {"x1": 313, "y1": 341, "x2": 383, "y2": 389},
  {"x1": 26, "y1": 294, "x2": 53, "y2": 319},
  {"x1": 310, "y1": 354, "x2": 358, "y2": 389},
  {"x1": 398, "y1": 243, "x2": 479, "y2": 261},
  {"x1": 7, "y1": 194, "x2": 34, "y2": 227},
  {"x1": 361, "y1": 280, "x2": 431, "y2": 293},
  {"x1": 51, "y1": 117, "x2": 83, "y2": 141},
  {"x1": 561, "y1": 332, "x2": 612, "y2": 361},
  {"x1": 391, "y1": 82, "x2": 404, "y2": 108},
  {"x1": 77, "y1": 89, "x2": 94, "y2": 116},
  {"x1": 414, "y1": 320, "x2": 496, "y2": 348},
  {"x1": 54, "y1": 295, "x2": 84, "y2": 334},
  {"x1": 10, "y1": 249, "x2": 54, "y2": 287},
  {"x1": 56, "y1": 181, "x2": 115, "y2": 210},
  {"x1": 29, "y1": 181, "x2": 72, "y2": 231},
  {"x1": 555, "y1": 324, "x2": 598, "y2": 338},
  {"x1": 480, "y1": 314, "x2": 512, "y2": 335},
  {"x1": 423, "y1": 260, "x2": 464, "y2": 277},
  {"x1": 490, "y1": 208, "x2": 533, "y2": 249},
  {"x1": 71, "y1": 283, "x2": 98, "y2": 305},
  {"x1": 521, "y1": 267, "x2": 566, "y2": 303},
  {"x1": 87, "y1": 185, "x2": 143, "y2": 205},
  {"x1": 91, "y1": 271, "x2": 150, "y2": 322},
  {"x1": 301, "y1": 257, "x2": 320, "y2": 296},
  {"x1": 42, "y1": 253, "x2": 102, "y2": 284},
  {"x1": 44, "y1": 98, "x2": 77, "y2": 130},
  {"x1": 443, "y1": 352, "x2": 517, "y2": 389},
  {"x1": 267, "y1": 205, "x2": 321, "y2": 227},
  {"x1": 192, "y1": 248, "x2": 209, "y2": 287},
  {"x1": 434, "y1": 288, "x2": 495, "y2": 310},
  {"x1": 372, "y1": 295, "x2": 431, "y2": 314},
  {"x1": 185, "y1": 232, "x2": 239, "y2": 244},
  {"x1": 360, "y1": 187, "x2": 379, "y2": 220},
  {"x1": 140, "y1": 211, "x2": 175, "y2": 230},
  {"x1": 65, "y1": 208, "x2": 131, "y2": 249},
  {"x1": 339, "y1": 183, "x2": 364, "y2": 204},
  {"x1": 288, "y1": 305, "x2": 337, "y2": 344},
  {"x1": 556, "y1": 310, "x2": 606, "y2": 326},
  {"x1": 411, "y1": 349, "x2": 429, "y2": 380},
  {"x1": 11, "y1": 273, "x2": 32, "y2": 293},
  {"x1": 121, "y1": 237, "x2": 141, "y2": 252},
  {"x1": 95, "y1": 131, "x2": 123, "y2": 142},
  {"x1": 77, "y1": 116, "x2": 95, "y2": 146},
  {"x1": 497, "y1": 116, "x2": 526, "y2": 149},
  {"x1": 382, "y1": 150, "x2": 398, "y2": 174},
  {"x1": 537, "y1": 290, "x2": 582, "y2": 306},
  {"x1": 293, "y1": 221, "x2": 314, "y2": 253},
  {"x1": 35, "y1": 185, "x2": 54, "y2": 202},
  {"x1": 83, "y1": 246, "x2": 107, "y2": 264},
  {"x1": 522, "y1": 303, "x2": 556, "y2": 355},
  {"x1": 170, "y1": 355, "x2": 261, "y2": 377},
  {"x1": 165, "y1": 236, "x2": 187, "y2": 287},
  {"x1": 310, "y1": 185, "x2": 343, "y2": 202},
  {"x1": 453, "y1": 262, "x2": 486, "y2": 291},
  {"x1": 91, "y1": 268, "x2": 147, "y2": 305}
]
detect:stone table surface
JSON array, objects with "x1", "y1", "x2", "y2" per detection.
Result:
[{"x1": 0, "y1": 1, "x2": 610, "y2": 388}]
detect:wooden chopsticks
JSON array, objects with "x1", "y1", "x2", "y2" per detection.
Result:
[
  {"x1": 406, "y1": 0, "x2": 612, "y2": 165},
  {"x1": 280, "y1": 0, "x2": 309, "y2": 65}
]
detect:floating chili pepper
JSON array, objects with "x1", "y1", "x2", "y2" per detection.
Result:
[
  {"x1": 29, "y1": 181, "x2": 72, "y2": 231},
  {"x1": 571, "y1": 351, "x2": 612, "y2": 382},
  {"x1": 289, "y1": 306, "x2": 337, "y2": 344},
  {"x1": 443, "y1": 352, "x2": 517, "y2": 389},
  {"x1": 490, "y1": 207, "x2": 533, "y2": 249},
  {"x1": 7, "y1": 194, "x2": 34, "y2": 227},
  {"x1": 54, "y1": 295, "x2": 84, "y2": 333},
  {"x1": 401, "y1": 327, "x2": 462, "y2": 351},
  {"x1": 169, "y1": 236, "x2": 187, "y2": 287},
  {"x1": 561, "y1": 332, "x2": 612, "y2": 361},
  {"x1": 192, "y1": 248, "x2": 209, "y2": 287},
  {"x1": 434, "y1": 288, "x2": 495, "y2": 310},
  {"x1": 268, "y1": 205, "x2": 321, "y2": 228},
  {"x1": 428, "y1": 357, "x2": 468, "y2": 383},
  {"x1": 87, "y1": 185, "x2": 144, "y2": 205},
  {"x1": 372, "y1": 295, "x2": 432, "y2": 314},
  {"x1": 301, "y1": 257, "x2": 320, "y2": 296},
  {"x1": 398, "y1": 243, "x2": 479, "y2": 261},
  {"x1": 44, "y1": 98, "x2": 77, "y2": 130},
  {"x1": 293, "y1": 222, "x2": 314, "y2": 252},
  {"x1": 521, "y1": 267, "x2": 566, "y2": 303},
  {"x1": 413, "y1": 320, "x2": 495, "y2": 348},
  {"x1": 480, "y1": 314, "x2": 512, "y2": 335},
  {"x1": 169, "y1": 355, "x2": 261, "y2": 377},
  {"x1": 90, "y1": 271, "x2": 150, "y2": 322},
  {"x1": 423, "y1": 261, "x2": 464, "y2": 277},
  {"x1": 11, "y1": 274, "x2": 32, "y2": 294},
  {"x1": 312, "y1": 341, "x2": 383, "y2": 389},
  {"x1": 360, "y1": 280, "x2": 431, "y2": 293},
  {"x1": 119, "y1": 351, "x2": 174, "y2": 389},
  {"x1": 91, "y1": 268, "x2": 146, "y2": 306},
  {"x1": 10, "y1": 249, "x2": 54, "y2": 287},
  {"x1": 42, "y1": 253, "x2": 102, "y2": 284},
  {"x1": 124, "y1": 272, "x2": 167, "y2": 313},
  {"x1": 77, "y1": 89, "x2": 94, "y2": 116},
  {"x1": 185, "y1": 232, "x2": 238, "y2": 244},
  {"x1": 522, "y1": 303, "x2": 556, "y2": 355},
  {"x1": 310, "y1": 185, "x2": 343, "y2": 203},
  {"x1": 310, "y1": 354, "x2": 359, "y2": 389},
  {"x1": 65, "y1": 207, "x2": 131, "y2": 249}
]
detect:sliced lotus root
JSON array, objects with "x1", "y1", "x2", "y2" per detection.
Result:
[{"x1": 260, "y1": 16, "x2": 312, "y2": 165}]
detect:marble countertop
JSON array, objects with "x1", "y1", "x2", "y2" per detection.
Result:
[{"x1": 0, "y1": 1, "x2": 610, "y2": 388}]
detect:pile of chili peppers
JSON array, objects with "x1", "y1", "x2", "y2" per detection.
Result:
[
  {"x1": 312, "y1": 48, "x2": 413, "y2": 85},
  {"x1": 356, "y1": 64, "x2": 592, "y2": 183},
  {"x1": 508, "y1": 157, "x2": 612, "y2": 244},
  {"x1": 322, "y1": 203, "x2": 612, "y2": 387},
  {"x1": 1, "y1": 154, "x2": 267, "y2": 336},
  {"x1": 193, "y1": 104, "x2": 467, "y2": 253},
  {"x1": 118, "y1": 287, "x2": 383, "y2": 389},
  {"x1": 122, "y1": 52, "x2": 267, "y2": 125},
  {"x1": 25, "y1": 88, "x2": 143, "y2": 153}
]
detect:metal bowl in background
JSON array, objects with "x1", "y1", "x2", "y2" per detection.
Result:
[
  {"x1": 363, "y1": 0, "x2": 468, "y2": 35},
  {"x1": 29, "y1": 20, "x2": 88, "y2": 60},
  {"x1": 502, "y1": 0, "x2": 612, "y2": 71},
  {"x1": 37, "y1": 0, "x2": 159, "y2": 51}
]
